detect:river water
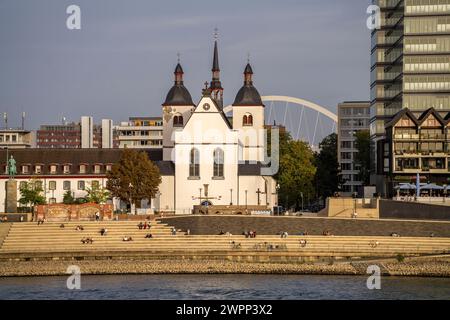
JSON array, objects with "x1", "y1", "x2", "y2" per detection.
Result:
[{"x1": 1, "y1": 274, "x2": 449, "y2": 300}]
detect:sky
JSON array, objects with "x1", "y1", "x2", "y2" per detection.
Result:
[{"x1": 0, "y1": 0, "x2": 372, "y2": 130}]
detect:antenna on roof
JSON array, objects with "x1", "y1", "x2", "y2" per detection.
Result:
[
  {"x1": 22, "y1": 111, "x2": 25, "y2": 130},
  {"x1": 3, "y1": 112, "x2": 7, "y2": 129}
]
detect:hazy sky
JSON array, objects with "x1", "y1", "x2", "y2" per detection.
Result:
[{"x1": 0, "y1": 0, "x2": 371, "y2": 129}]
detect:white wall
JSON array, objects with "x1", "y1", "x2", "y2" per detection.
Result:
[
  {"x1": 81, "y1": 116, "x2": 93, "y2": 149},
  {"x1": 101, "y1": 119, "x2": 113, "y2": 148}
]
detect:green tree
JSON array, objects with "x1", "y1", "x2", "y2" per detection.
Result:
[
  {"x1": 85, "y1": 183, "x2": 110, "y2": 204},
  {"x1": 315, "y1": 133, "x2": 339, "y2": 199},
  {"x1": 63, "y1": 190, "x2": 75, "y2": 204},
  {"x1": 19, "y1": 179, "x2": 46, "y2": 208},
  {"x1": 354, "y1": 130, "x2": 371, "y2": 185},
  {"x1": 269, "y1": 129, "x2": 316, "y2": 211},
  {"x1": 106, "y1": 149, "x2": 161, "y2": 214}
]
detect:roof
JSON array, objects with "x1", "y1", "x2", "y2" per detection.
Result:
[
  {"x1": 233, "y1": 85, "x2": 263, "y2": 106},
  {"x1": 174, "y1": 63, "x2": 183, "y2": 74},
  {"x1": 212, "y1": 40, "x2": 220, "y2": 72},
  {"x1": 386, "y1": 108, "x2": 450, "y2": 128},
  {"x1": 162, "y1": 85, "x2": 195, "y2": 106},
  {"x1": 417, "y1": 108, "x2": 446, "y2": 126},
  {"x1": 0, "y1": 149, "x2": 171, "y2": 176},
  {"x1": 385, "y1": 108, "x2": 419, "y2": 128},
  {"x1": 244, "y1": 63, "x2": 253, "y2": 74}
]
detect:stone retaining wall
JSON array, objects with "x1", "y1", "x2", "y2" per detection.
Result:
[
  {"x1": 380, "y1": 200, "x2": 450, "y2": 220},
  {"x1": 160, "y1": 215, "x2": 450, "y2": 237}
]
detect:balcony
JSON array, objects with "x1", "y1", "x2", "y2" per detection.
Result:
[{"x1": 393, "y1": 134, "x2": 420, "y2": 140}]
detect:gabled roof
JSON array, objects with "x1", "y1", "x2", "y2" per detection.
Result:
[
  {"x1": 417, "y1": 108, "x2": 446, "y2": 126},
  {"x1": 184, "y1": 97, "x2": 232, "y2": 130},
  {"x1": 385, "y1": 108, "x2": 418, "y2": 128}
]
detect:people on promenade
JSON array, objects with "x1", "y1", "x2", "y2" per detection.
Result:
[
  {"x1": 281, "y1": 231, "x2": 288, "y2": 238},
  {"x1": 81, "y1": 237, "x2": 94, "y2": 244},
  {"x1": 60, "y1": 224, "x2": 65, "y2": 229},
  {"x1": 75, "y1": 225, "x2": 84, "y2": 231},
  {"x1": 138, "y1": 222, "x2": 144, "y2": 230},
  {"x1": 299, "y1": 239, "x2": 307, "y2": 247},
  {"x1": 219, "y1": 230, "x2": 225, "y2": 235},
  {"x1": 95, "y1": 211, "x2": 100, "y2": 222},
  {"x1": 100, "y1": 228, "x2": 108, "y2": 236},
  {"x1": 369, "y1": 241, "x2": 380, "y2": 248},
  {"x1": 171, "y1": 227, "x2": 177, "y2": 235},
  {"x1": 37, "y1": 219, "x2": 44, "y2": 225},
  {"x1": 123, "y1": 236, "x2": 133, "y2": 241},
  {"x1": 323, "y1": 230, "x2": 332, "y2": 236},
  {"x1": 185, "y1": 229, "x2": 191, "y2": 236},
  {"x1": 145, "y1": 233, "x2": 153, "y2": 238},
  {"x1": 143, "y1": 221, "x2": 148, "y2": 229}
]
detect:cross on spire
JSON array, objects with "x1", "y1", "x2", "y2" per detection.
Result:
[
  {"x1": 214, "y1": 27, "x2": 219, "y2": 41},
  {"x1": 177, "y1": 52, "x2": 181, "y2": 64}
]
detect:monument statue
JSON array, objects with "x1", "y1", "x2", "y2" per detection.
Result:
[{"x1": 7, "y1": 155, "x2": 16, "y2": 179}]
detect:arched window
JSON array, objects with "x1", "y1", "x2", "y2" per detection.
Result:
[
  {"x1": 243, "y1": 113, "x2": 253, "y2": 126},
  {"x1": 173, "y1": 114, "x2": 184, "y2": 127},
  {"x1": 189, "y1": 148, "x2": 200, "y2": 177},
  {"x1": 213, "y1": 148, "x2": 224, "y2": 178}
]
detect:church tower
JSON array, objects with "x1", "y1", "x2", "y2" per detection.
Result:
[
  {"x1": 162, "y1": 60, "x2": 195, "y2": 161},
  {"x1": 232, "y1": 61, "x2": 265, "y2": 162},
  {"x1": 209, "y1": 30, "x2": 224, "y2": 109}
]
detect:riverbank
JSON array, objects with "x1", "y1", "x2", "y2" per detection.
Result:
[{"x1": 1, "y1": 255, "x2": 450, "y2": 277}]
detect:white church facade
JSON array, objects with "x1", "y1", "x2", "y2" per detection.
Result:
[{"x1": 156, "y1": 39, "x2": 278, "y2": 214}]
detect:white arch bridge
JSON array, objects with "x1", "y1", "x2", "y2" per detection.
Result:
[{"x1": 224, "y1": 95, "x2": 338, "y2": 149}]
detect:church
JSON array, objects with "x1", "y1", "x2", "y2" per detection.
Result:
[
  {"x1": 0, "y1": 38, "x2": 278, "y2": 216},
  {"x1": 155, "y1": 38, "x2": 278, "y2": 214}
]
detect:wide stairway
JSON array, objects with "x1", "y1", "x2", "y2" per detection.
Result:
[{"x1": 1, "y1": 221, "x2": 450, "y2": 259}]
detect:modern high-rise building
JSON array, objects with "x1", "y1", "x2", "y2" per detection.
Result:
[
  {"x1": 337, "y1": 101, "x2": 371, "y2": 196},
  {"x1": 370, "y1": 0, "x2": 450, "y2": 195}
]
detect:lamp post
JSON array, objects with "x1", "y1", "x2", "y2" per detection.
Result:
[
  {"x1": 300, "y1": 192, "x2": 304, "y2": 213},
  {"x1": 245, "y1": 190, "x2": 248, "y2": 214},
  {"x1": 230, "y1": 189, "x2": 233, "y2": 206}
]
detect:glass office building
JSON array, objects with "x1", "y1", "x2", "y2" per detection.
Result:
[{"x1": 370, "y1": 0, "x2": 450, "y2": 194}]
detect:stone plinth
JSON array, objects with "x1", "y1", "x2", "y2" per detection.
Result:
[{"x1": 5, "y1": 180, "x2": 18, "y2": 213}]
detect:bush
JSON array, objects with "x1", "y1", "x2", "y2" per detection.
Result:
[{"x1": 396, "y1": 254, "x2": 405, "y2": 263}]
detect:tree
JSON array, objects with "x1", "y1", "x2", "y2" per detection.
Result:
[
  {"x1": 106, "y1": 149, "x2": 161, "y2": 214},
  {"x1": 85, "y1": 183, "x2": 110, "y2": 204},
  {"x1": 63, "y1": 190, "x2": 75, "y2": 204},
  {"x1": 19, "y1": 179, "x2": 46, "y2": 208},
  {"x1": 315, "y1": 133, "x2": 339, "y2": 199},
  {"x1": 269, "y1": 129, "x2": 316, "y2": 211},
  {"x1": 354, "y1": 130, "x2": 371, "y2": 185}
]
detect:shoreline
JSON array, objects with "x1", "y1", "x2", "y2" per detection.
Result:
[{"x1": 1, "y1": 256, "x2": 450, "y2": 278}]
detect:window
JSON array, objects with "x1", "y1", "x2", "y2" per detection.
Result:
[
  {"x1": 63, "y1": 181, "x2": 71, "y2": 191},
  {"x1": 35, "y1": 165, "x2": 42, "y2": 174},
  {"x1": 94, "y1": 165, "x2": 101, "y2": 174},
  {"x1": 213, "y1": 148, "x2": 224, "y2": 178},
  {"x1": 50, "y1": 165, "x2": 57, "y2": 174},
  {"x1": 63, "y1": 165, "x2": 70, "y2": 174},
  {"x1": 243, "y1": 114, "x2": 253, "y2": 126},
  {"x1": 106, "y1": 164, "x2": 112, "y2": 172},
  {"x1": 91, "y1": 180, "x2": 100, "y2": 189},
  {"x1": 78, "y1": 180, "x2": 85, "y2": 190},
  {"x1": 34, "y1": 180, "x2": 43, "y2": 190},
  {"x1": 49, "y1": 181, "x2": 56, "y2": 190},
  {"x1": 22, "y1": 165, "x2": 29, "y2": 174},
  {"x1": 173, "y1": 114, "x2": 184, "y2": 127},
  {"x1": 189, "y1": 148, "x2": 200, "y2": 178},
  {"x1": 79, "y1": 165, "x2": 86, "y2": 174},
  {"x1": 341, "y1": 163, "x2": 352, "y2": 171}
]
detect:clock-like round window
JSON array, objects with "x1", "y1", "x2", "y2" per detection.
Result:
[{"x1": 203, "y1": 103, "x2": 210, "y2": 111}]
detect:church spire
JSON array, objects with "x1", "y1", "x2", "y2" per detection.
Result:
[{"x1": 209, "y1": 28, "x2": 223, "y2": 109}]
